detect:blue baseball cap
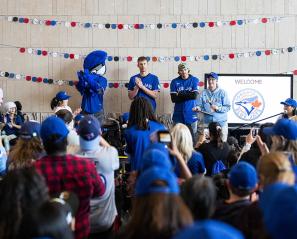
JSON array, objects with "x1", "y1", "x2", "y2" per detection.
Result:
[
  {"x1": 122, "y1": 112, "x2": 129, "y2": 123},
  {"x1": 260, "y1": 184, "x2": 297, "y2": 239},
  {"x1": 263, "y1": 119, "x2": 297, "y2": 140},
  {"x1": 280, "y1": 98, "x2": 297, "y2": 108},
  {"x1": 40, "y1": 116, "x2": 69, "y2": 142},
  {"x1": 19, "y1": 121, "x2": 41, "y2": 140},
  {"x1": 83, "y1": 50, "x2": 107, "y2": 71},
  {"x1": 74, "y1": 114, "x2": 84, "y2": 122},
  {"x1": 135, "y1": 167, "x2": 179, "y2": 196},
  {"x1": 173, "y1": 220, "x2": 244, "y2": 239},
  {"x1": 207, "y1": 72, "x2": 219, "y2": 80},
  {"x1": 77, "y1": 116, "x2": 101, "y2": 150},
  {"x1": 56, "y1": 91, "x2": 71, "y2": 101},
  {"x1": 228, "y1": 162, "x2": 258, "y2": 190},
  {"x1": 140, "y1": 146, "x2": 172, "y2": 172}
]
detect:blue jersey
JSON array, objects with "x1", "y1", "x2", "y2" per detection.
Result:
[
  {"x1": 174, "y1": 151, "x2": 205, "y2": 176},
  {"x1": 170, "y1": 75, "x2": 199, "y2": 124},
  {"x1": 76, "y1": 71, "x2": 107, "y2": 114},
  {"x1": 197, "y1": 87, "x2": 231, "y2": 126},
  {"x1": 128, "y1": 73, "x2": 160, "y2": 111},
  {"x1": 124, "y1": 121, "x2": 166, "y2": 171}
]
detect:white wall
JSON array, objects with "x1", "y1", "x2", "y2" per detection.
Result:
[{"x1": 0, "y1": 0, "x2": 296, "y2": 114}]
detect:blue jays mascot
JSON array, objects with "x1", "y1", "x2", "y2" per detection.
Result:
[{"x1": 76, "y1": 50, "x2": 107, "y2": 124}]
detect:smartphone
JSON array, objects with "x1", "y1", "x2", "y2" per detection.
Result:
[
  {"x1": 252, "y1": 128, "x2": 258, "y2": 137},
  {"x1": 204, "y1": 128, "x2": 210, "y2": 139},
  {"x1": 157, "y1": 130, "x2": 172, "y2": 146}
]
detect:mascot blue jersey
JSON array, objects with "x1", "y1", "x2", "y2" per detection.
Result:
[
  {"x1": 128, "y1": 73, "x2": 160, "y2": 111},
  {"x1": 76, "y1": 71, "x2": 107, "y2": 114}
]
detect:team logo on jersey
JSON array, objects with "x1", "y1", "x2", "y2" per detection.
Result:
[{"x1": 232, "y1": 88, "x2": 265, "y2": 121}]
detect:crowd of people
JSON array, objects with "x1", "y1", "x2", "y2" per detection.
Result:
[{"x1": 1, "y1": 54, "x2": 297, "y2": 239}]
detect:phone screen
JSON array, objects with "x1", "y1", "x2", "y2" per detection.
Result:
[{"x1": 158, "y1": 131, "x2": 172, "y2": 146}]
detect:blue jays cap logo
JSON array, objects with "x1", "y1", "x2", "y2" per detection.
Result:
[{"x1": 233, "y1": 88, "x2": 265, "y2": 121}]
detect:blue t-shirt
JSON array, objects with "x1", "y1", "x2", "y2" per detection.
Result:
[
  {"x1": 187, "y1": 151, "x2": 206, "y2": 174},
  {"x1": 2, "y1": 114, "x2": 22, "y2": 136},
  {"x1": 174, "y1": 150, "x2": 205, "y2": 176},
  {"x1": 128, "y1": 73, "x2": 160, "y2": 111},
  {"x1": 170, "y1": 75, "x2": 199, "y2": 124},
  {"x1": 124, "y1": 120, "x2": 166, "y2": 171},
  {"x1": 76, "y1": 71, "x2": 107, "y2": 114}
]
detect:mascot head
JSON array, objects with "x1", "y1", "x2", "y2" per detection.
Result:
[{"x1": 83, "y1": 50, "x2": 107, "y2": 75}]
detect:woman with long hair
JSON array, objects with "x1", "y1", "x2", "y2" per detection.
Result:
[
  {"x1": 197, "y1": 122, "x2": 231, "y2": 176},
  {"x1": 117, "y1": 167, "x2": 193, "y2": 239},
  {"x1": 171, "y1": 123, "x2": 205, "y2": 175},
  {"x1": 8, "y1": 121, "x2": 44, "y2": 170},
  {"x1": 125, "y1": 97, "x2": 165, "y2": 171},
  {"x1": 0, "y1": 167, "x2": 49, "y2": 239}
]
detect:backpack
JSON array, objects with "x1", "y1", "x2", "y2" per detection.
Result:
[{"x1": 211, "y1": 160, "x2": 226, "y2": 176}]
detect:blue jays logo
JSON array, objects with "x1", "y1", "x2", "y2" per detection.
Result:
[{"x1": 232, "y1": 89, "x2": 265, "y2": 121}]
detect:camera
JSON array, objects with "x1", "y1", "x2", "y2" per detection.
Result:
[{"x1": 157, "y1": 130, "x2": 172, "y2": 146}]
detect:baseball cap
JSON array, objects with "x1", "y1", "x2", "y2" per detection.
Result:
[
  {"x1": 228, "y1": 162, "x2": 258, "y2": 190},
  {"x1": 263, "y1": 119, "x2": 297, "y2": 140},
  {"x1": 140, "y1": 146, "x2": 173, "y2": 172},
  {"x1": 19, "y1": 121, "x2": 41, "y2": 140},
  {"x1": 173, "y1": 220, "x2": 244, "y2": 239},
  {"x1": 4, "y1": 101, "x2": 16, "y2": 111},
  {"x1": 260, "y1": 184, "x2": 297, "y2": 239},
  {"x1": 77, "y1": 115, "x2": 101, "y2": 150},
  {"x1": 55, "y1": 91, "x2": 71, "y2": 101},
  {"x1": 178, "y1": 63, "x2": 190, "y2": 71},
  {"x1": 122, "y1": 112, "x2": 129, "y2": 123},
  {"x1": 135, "y1": 167, "x2": 179, "y2": 196},
  {"x1": 83, "y1": 50, "x2": 107, "y2": 71},
  {"x1": 40, "y1": 116, "x2": 69, "y2": 142},
  {"x1": 207, "y1": 72, "x2": 219, "y2": 80},
  {"x1": 280, "y1": 98, "x2": 297, "y2": 108},
  {"x1": 74, "y1": 114, "x2": 84, "y2": 122}
]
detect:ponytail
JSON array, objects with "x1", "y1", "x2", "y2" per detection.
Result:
[{"x1": 50, "y1": 97, "x2": 60, "y2": 110}]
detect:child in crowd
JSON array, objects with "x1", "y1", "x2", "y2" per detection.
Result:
[
  {"x1": 1, "y1": 101, "x2": 22, "y2": 136},
  {"x1": 51, "y1": 91, "x2": 72, "y2": 113}
]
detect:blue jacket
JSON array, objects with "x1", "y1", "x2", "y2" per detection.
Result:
[
  {"x1": 197, "y1": 87, "x2": 231, "y2": 126},
  {"x1": 76, "y1": 71, "x2": 107, "y2": 114},
  {"x1": 170, "y1": 75, "x2": 199, "y2": 124}
]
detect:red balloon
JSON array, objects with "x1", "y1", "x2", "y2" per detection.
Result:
[
  {"x1": 293, "y1": 70, "x2": 297, "y2": 75},
  {"x1": 198, "y1": 82, "x2": 204, "y2": 87},
  {"x1": 230, "y1": 20, "x2": 236, "y2": 26},
  {"x1": 25, "y1": 76, "x2": 31, "y2": 81},
  {"x1": 127, "y1": 56, "x2": 132, "y2": 62},
  {"x1": 265, "y1": 50, "x2": 271, "y2": 55},
  {"x1": 42, "y1": 51, "x2": 48, "y2": 56},
  {"x1": 37, "y1": 77, "x2": 43, "y2": 82},
  {"x1": 229, "y1": 53, "x2": 235, "y2": 59},
  {"x1": 69, "y1": 54, "x2": 75, "y2": 59},
  {"x1": 208, "y1": 22, "x2": 215, "y2": 27},
  {"x1": 71, "y1": 22, "x2": 76, "y2": 27},
  {"x1": 261, "y1": 18, "x2": 268, "y2": 23},
  {"x1": 23, "y1": 18, "x2": 29, "y2": 23},
  {"x1": 163, "y1": 83, "x2": 169, "y2": 88},
  {"x1": 181, "y1": 56, "x2": 187, "y2": 62},
  {"x1": 113, "y1": 83, "x2": 119, "y2": 88},
  {"x1": 19, "y1": 48, "x2": 26, "y2": 53},
  {"x1": 118, "y1": 24, "x2": 124, "y2": 29},
  {"x1": 45, "y1": 20, "x2": 51, "y2": 26},
  {"x1": 134, "y1": 24, "x2": 140, "y2": 29},
  {"x1": 152, "y1": 57, "x2": 158, "y2": 62}
]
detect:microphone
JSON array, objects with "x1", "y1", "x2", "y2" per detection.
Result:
[{"x1": 283, "y1": 110, "x2": 288, "y2": 118}]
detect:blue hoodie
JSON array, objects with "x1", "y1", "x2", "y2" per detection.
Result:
[{"x1": 197, "y1": 87, "x2": 231, "y2": 126}]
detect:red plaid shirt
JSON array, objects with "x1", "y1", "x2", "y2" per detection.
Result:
[{"x1": 35, "y1": 154, "x2": 105, "y2": 239}]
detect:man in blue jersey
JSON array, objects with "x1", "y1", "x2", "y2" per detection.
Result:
[
  {"x1": 76, "y1": 50, "x2": 108, "y2": 125},
  {"x1": 194, "y1": 72, "x2": 231, "y2": 142},
  {"x1": 128, "y1": 56, "x2": 160, "y2": 111},
  {"x1": 170, "y1": 63, "x2": 199, "y2": 140}
]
